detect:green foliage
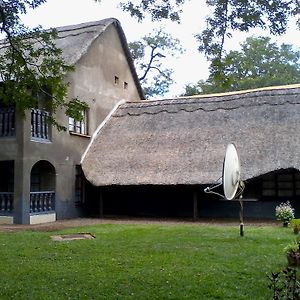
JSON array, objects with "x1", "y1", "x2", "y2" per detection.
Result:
[
  {"x1": 0, "y1": 223, "x2": 294, "y2": 299},
  {"x1": 119, "y1": 1, "x2": 299, "y2": 90},
  {"x1": 119, "y1": 0, "x2": 185, "y2": 23},
  {"x1": 284, "y1": 240, "x2": 300, "y2": 255},
  {"x1": 129, "y1": 29, "x2": 183, "y2": 98},
  {"x1": 291, "y1": 219, "x2": 300, "y2": 234},
  {"x1": 65, "y1": 98, "x2": 88, "y2": 122},
  {"x1": 184, "y1": 37, "x2": 300, "y2": 95},
  {"x1": 276, "y1": 201, "x2": 295, "y2": 225},
  {"x1": 268, "y1": 267, "x2": 300, "y2": 300},
  {"x1": 0, "y1": 0, "x2": 82, "y2": 129},
  {"x1": 196, "y1": 0, "x2": 299, "y2": 84}
]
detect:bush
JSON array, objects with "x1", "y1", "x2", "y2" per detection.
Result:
[
  {"x1": 275, "y1": 201, "x2": 295, "y2": 226},
  {"x1": 291, "y1": 219, "x2": 300, "y2": 234},
  {"x1": 268, "y1": 267, "x2": 300, "y2": 299}
]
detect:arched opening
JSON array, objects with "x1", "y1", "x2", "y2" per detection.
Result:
[
  {"x1": 0, "y1": 161, "x2": 14, "y2": 213},
  {"x1": 30, "y1": 160, "x2": 56, "y2": 213}
]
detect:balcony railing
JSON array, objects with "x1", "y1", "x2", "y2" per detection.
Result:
[
  {"x1": 0, "y1": 192, "x2": 14, "y2": 213},
  {"x1": 30, "y1": 191, "x2": 55, "y2": 213},
  {"x1": 0, "y1": 107, "x2": 15, "y2": 137},
  {"x1": 31, "y1": 109, "x2": 49, "y2": 140}
]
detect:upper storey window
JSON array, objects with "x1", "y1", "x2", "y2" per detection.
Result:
[
  {"x1": 0, "y1": 106, "x2": 15, "y2": 137},
  {"x1": 69, "y1": 109, "x2": 88, "y2": 135}
]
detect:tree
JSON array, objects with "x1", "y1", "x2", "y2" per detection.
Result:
[
  {"x1": 119, "y1": 0, "x2": 299, "y2": 87},
  {"x1": 183, "y1": 36, "x2": 300, "y2": 95},
  {"x1": 128, "y1": 29, "x2": 183, "y2": 98},
  {"x1": 119, "y1": 0, "x2": 185, "y2": 23},
  {"x1": 0, "y1": 0, "x2": 86, "y2": 130}
]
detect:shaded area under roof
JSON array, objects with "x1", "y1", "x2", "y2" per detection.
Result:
[{"x1": 81, "y1": 84, "x2": 300, "y2": 186}]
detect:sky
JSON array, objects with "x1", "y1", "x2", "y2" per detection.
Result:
[{"x1": 20, "y1": 0, "x2": 300, "y2": 97}]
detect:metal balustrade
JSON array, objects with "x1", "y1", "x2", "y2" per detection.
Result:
[
  {"x1": 30, "y1": 191, "x2": 55, "y2": 213},
  {"x1": 0, "y1": 192, "x2": 13, "y2": 213},
  {"x1": 0, "y1": 107, "x2": 15, "y2": 137},
  {"x1": 31, "y1": 109, "x2": 49, "y2": 140}
]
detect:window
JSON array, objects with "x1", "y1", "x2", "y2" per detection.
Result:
[
  {"x1": 69, "y1": 110, "x2": 88, "y2": 135},
  {"x1": 262, "y1": 170, "x2": 300, "y2": 198},
  {"x1": 31, "y1": 109, "x2": 50, "y2": 140}
]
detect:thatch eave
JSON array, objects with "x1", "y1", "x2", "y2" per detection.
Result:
[{"x1": 82, "y1": 84, "x2": 300, "y2": 186}]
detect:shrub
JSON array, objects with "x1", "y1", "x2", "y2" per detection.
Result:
[
  {"x1": 291, "y1": 219, "x2": 300, "y2": 234},
  {"x1": 275, "y1": 201, "x2": 295, "y2": 226},
  {"x1": 268, "y1": 267, "x2": 300, "y2": 299}
]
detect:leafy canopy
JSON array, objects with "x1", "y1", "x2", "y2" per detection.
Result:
[
  {"x1": 119, "y1": 0, "x2": 185, "y2": 23},
  {"x1": 129, "y1": 29, "x2": 183, "y2": 98},
  {"x1": 119, "y1": 0, "x2": 299, "y2": 87},
  {"x1": 184, "y1": 36, "x2": 300, "y2": 95},
  {"x1": 0, "y1": 0, "x2": 87, "y2": 130}
]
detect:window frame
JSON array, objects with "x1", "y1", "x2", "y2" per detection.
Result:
[
  {"x1": 262, "y1": 170, "x2": 300, "y2": 199},
  {"x1": 68, "y1": 109, "x2": 88, "y2": 136}
]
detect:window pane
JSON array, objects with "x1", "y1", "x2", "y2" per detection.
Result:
[
  {"x1": 263, "y1": 189, "x2": 276, "y2": 196},
  {"x1": 263, "y1": 181, "x2": 275, "y2": 189},
  {"x1": 278, "y1": 182, "x2": 293, "y2": 189},
  {"x1": 69, "y1": 117, "x2": 74, "y2": 131},
  {"x1": 278, "y1": 190, "x2": 293, "y2": 197},
  {"x1": 69, "y1": 110, "x2": 87, "y2": 135}
]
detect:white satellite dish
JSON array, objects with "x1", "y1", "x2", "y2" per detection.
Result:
[
  {"x1": 204, "y1": 143, "x2": 243, "y2": 200},
  {"x1": 204, "y1": 143, "x2": 245, "y2": 236},
  {"x1": 222, "y1": 143, "x2": 241, "y2": 200}
]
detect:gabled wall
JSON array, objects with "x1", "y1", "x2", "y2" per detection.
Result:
[{"x1": 0, "y1": 22, "x2": 143, "y2": 223}]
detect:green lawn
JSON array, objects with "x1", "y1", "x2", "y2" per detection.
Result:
[{"x1": 0, "y1": 222, "x2": 294, "y2": 299}]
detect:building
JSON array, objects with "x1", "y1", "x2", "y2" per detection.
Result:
[
  {"x1": 0, "y1": 18, "x2": 144, "y2": 224},
  {"x1": 81, "y1": 84, "x2": 300, "y2": 220}
]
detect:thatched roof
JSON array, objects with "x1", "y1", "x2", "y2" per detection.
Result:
[
  {"x1": 81, "y1": 84, "x2": 300, "y2": 186},
  {"x1": 0, "y1": 18, "x2": 144, "y2": 99},
  {"x1": 56, "y1": 18, "x2": 144, "y2": 99},
  {"x1": 54, "y1": 19, "x2": 115, "y2": 65}
]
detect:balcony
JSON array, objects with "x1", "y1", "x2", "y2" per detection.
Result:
[
  {"x1": 0, "y1": 107, "x2": 50, "y2": 140},
  {"x1": 31, "y1": 109, "x2": 50, "y2": 140},
  {"x1": 30, "y1": 191, "x2": 55, "y2": 213},
  {"x1": 0, "y1": 107, "x2": 15, "y2": 137},
  {"x1": 0, "y1": 192, "x2": 14, "y2": 213}
]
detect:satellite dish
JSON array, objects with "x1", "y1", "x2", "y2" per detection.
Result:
[
  {"x1": 203, "y1": 143, "x2": 245, "y2": 236},
  {"x1": 222, "y1": 143, "x2": 241, "y2": 200}
]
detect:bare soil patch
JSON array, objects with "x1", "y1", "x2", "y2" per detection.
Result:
[{"x1": 51, "y1": 232, "x2": 95, "y2": 241}]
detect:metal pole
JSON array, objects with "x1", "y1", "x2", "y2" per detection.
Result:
[{"x1": 239, "y1": 198, "x2": 244, "y2": 236}]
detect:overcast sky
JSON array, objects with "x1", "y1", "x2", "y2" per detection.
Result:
[{"x1": 21, "y1": 0, "x2": 300, "y2": 97}]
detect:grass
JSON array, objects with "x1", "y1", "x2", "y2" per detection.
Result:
[{"x1": 0, "y1": 222, "x2": 295, "y2": 299}]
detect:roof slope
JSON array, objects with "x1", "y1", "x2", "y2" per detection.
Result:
[
  {"x1": 0, "y1": 18, "x2": 144, "y2": 99},
  {"x1": 55, "y1": 18, "x2": 144, "y2": 99},
  {"x1": 81, "y1": 84, "x2": 300, "y2": 186},
  {"x1": 54, "y1": 19, "x2": 114, "y2": 65}
]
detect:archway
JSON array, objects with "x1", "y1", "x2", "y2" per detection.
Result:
[{"x1": 30, "y1": 160, "x2": 56, "y2": 213}]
